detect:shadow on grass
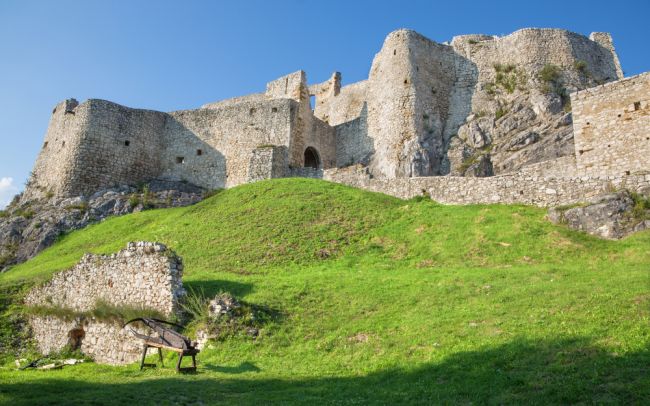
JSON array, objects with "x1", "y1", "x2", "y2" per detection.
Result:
[
  {"x1": 2, "y1": 338, "x2": 648, "y2": 405},
  {"x1": 203, "y1": 361, "x2": 261, "y2": 374}
]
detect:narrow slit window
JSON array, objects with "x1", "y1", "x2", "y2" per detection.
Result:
[
  {"x1": 176, "y1": 157, "x2": 185, "y2": 164},
  {"x1": 634, "y1": 101, "x2": 641, "y2": 111},
  {"x1": 124, "y1": 140, "x2": 130, "y2": 146},
  {"x1": 196, "y1": 149, "x2": 203, "y2": 156}
]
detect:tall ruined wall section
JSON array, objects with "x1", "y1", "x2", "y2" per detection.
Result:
[
  {"x1": 25, "y1": 242, "x2": 185, "y2": 364},
  {"x1": 363, "y1": 30, "x2": 463, "y2": 178},
  {"x1": 25, "y1": 99, "x2": 168, "y2": 198},
  {"x1": 571, "y1": 72, "x2": 650, "y2": 176},
  {"x1": 167, "y1": 97, "x2": 296, "y2": 189},
  {"x1": 315, "y1": 28, "x2": 624, "y2": 179},
  {"x1": 24, "y1": 99, "x2": 83, "y2": 200}
]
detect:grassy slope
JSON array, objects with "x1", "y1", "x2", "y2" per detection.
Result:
[{"x1": 0, "y1": 178, "x2": 649, "y2": 405}]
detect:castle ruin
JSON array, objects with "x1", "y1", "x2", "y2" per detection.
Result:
[{"x1": 23, "y1": 28, "x2": 650, "y2": 206}]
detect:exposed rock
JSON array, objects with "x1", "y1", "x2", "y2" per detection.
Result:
[
  {"x1": 0, "y1": 181, "x2": 205, "y2": 271},
  {"x1": 548, "y1": 191, "x2": 650, "y2": 239},
  {"x1": 464, "y1": 155, "x2": 494, "y2": 177},
  {"x1": 208, "y1": 294, "x2": 241, "y2": 318}
]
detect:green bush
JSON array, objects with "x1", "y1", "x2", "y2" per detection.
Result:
[
  {"x1": 539, "y1": 64, "x2": 561, "y2": 83},
  {"x1": 574, "y1": 60, "x2": 588, "y2": 74}
]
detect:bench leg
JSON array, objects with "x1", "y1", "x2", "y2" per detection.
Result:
[
  {"x1": 192, "y1": 354, "x2": 196, "y2": 369},
  {"x1": 158, "y1": 347, "x2": 164, "y2": 367},
  {"x1": 176, "y1": 352, "x2": 183, "y2": 372},
  {"x1": 139, "y1": 345, "x2": 148, "y2": 371}
]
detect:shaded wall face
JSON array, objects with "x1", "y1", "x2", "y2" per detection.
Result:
[
  {"x1": 165, "y1": 99, "x2": 295, "y2": 188},
  {"x1": 572, "y1": 74, "x2": 650, "y2": 176}
]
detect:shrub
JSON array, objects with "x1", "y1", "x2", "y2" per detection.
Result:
[
  {"x1": 574, "y1": 60, "x2": 588, "y2": 74},
  {"x1": 539, "y1": 64, "x2": 561, "y2": 83},
  {"x1": 65, "y1": 202, "x2": 89, "y2": 213},
  {"x1": 0, "y1": 210, "x2": 7, "y2": 218},
  {"x1": 495, "y1": 107, "x2": 508, "y2": 120},
  {"x1": 15, "y1": 209, "x2": 35, "y2": 220},
  {"x1": 128, "y1": 194, "x2": 140, "y2": 207},
  {"x1": 630, "y1": 192, "x2": 650, "y2": 220}
]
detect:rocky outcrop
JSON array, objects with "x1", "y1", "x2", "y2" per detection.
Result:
[
  {"x1": 0, "y1": 180, "x2": 204, "y2": 272},
  {"x1": 548, "y1": 191, "x2": 650, "y2": 239}
]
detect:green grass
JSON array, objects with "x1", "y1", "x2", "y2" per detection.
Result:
[{"x1": 0, "y1": 178, "x2": 649, "y2": 405}]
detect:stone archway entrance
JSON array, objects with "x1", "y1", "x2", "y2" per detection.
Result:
[{"x1": 304, "y1": 147, "x2": 321, "y2": 169}]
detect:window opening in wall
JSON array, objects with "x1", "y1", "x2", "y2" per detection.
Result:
[
  {"x1": 197, "y1": 149, "x2": 203, "y2": 156},
  {"x1": 43, "y1": 141, "x2": 48, "y2": 149},
  {"x1": 272, "y1": 107, "x2": 278, "y2": 113},
  {"x1": 52, "y1": 107, "x2": 57, "y2": 114},
  {"x1": 124, "y1": 140, "x2": 130, "y2": 146},
  {"x1": 62, "y1": 141, "x2": 65, "y2": 147},
  {"x1": 303, "y1": 147, "x2": 321, "y2": 169},
  {"x1": 618, "y1": 114, "x2": 622, "y2": 118},
  {"x1": 404, "y1": 79, "x2": 408, "y2": 84},
  {"x1": 625, "y1": 171, "x2": 630, "y2": 175},
  {"x1": 249, "y1": 108, "x2": 255, "y2": 115},
  {"x1": 393, "y1": 49, "x2": 396, "y2": 55},
  {"x1": 634, "y1": 101, "x2": 641, "y2": 111},
  {"x1": 176, "y1": 157, "x2": 185, "y2": 164},
  {"x1": 309, "y1": 95, "x2": 316, "y2": 111}
]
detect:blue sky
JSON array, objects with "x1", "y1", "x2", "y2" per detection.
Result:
[{"x1": 1, "y1": 0, "x2": 649, "y2": 207}]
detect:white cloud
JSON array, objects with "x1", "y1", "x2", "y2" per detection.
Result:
[{"x1": 0, "y1": 177, "x2": 19, "y2": 209}]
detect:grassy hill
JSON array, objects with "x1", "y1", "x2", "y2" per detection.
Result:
[{"x1": 0, "y1": 178, "x2": 649, "y2": 405}]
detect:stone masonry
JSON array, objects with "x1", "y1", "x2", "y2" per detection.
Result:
[
  {"x1": 25, "y1": 242, "x2": 186, "y2": 365},
  {"x1": 571, "y1": 72, "x2": 650, "y2": 176},
  {"x1": 20, "y1": 28, "x2": 650, "y2": 209}
]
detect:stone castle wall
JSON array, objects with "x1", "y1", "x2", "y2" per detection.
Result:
[
  {"x1": 25, "y1": 242, "x2": 186, "y2": 365},
  {"x1": 25, "y1": 71, "x2": 337, "y2": 197},
  {"x1": 571, "y1": 72, "x2": 650, "y2": 176},
  {"x1": 324, "y1": 165, "x2": 650, "y2": 207},
  {"x1": 22, "y1": 27, "x2": 648, "y2": 210}
]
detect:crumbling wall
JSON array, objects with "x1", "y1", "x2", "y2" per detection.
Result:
[
  {"x1": 571, "y1": 72, "x2": 650, "y2": 176},
  {"x1": 165, "y1": 98, "x2": 296, "y2": 188},
  {"x1": 23, "y1": 99, "x2": 83, "y2": 200},
  {"x1": 26, "y1": 99, "x2": 168, "y2": 199},
  {"x1": 25, "y1": 242, "x2": 185, "y2": 365}
]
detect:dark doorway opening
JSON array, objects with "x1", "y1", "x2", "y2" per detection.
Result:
[
  {"x1": 68, "y1": 327, "x2": 85, "y2": 350},
  {"x1": 304, "y1": 147, "x2": 321, "y2": 169}
]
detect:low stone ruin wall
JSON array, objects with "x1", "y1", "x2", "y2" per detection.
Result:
[
  {"x1": 324, "y1": 165, "x2": 650, "y2": 207},
  {"x1": 25, "y1": 242, "x2": 185, "y2": 365}
]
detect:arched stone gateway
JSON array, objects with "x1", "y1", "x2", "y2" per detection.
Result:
[{"x1": 304, "y1": 147, "x2": 321, "y2": 169}]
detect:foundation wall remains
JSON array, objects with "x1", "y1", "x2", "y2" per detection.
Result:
[{"x1": 25, "y1": 242, "x2": 186, "y2": 365}]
